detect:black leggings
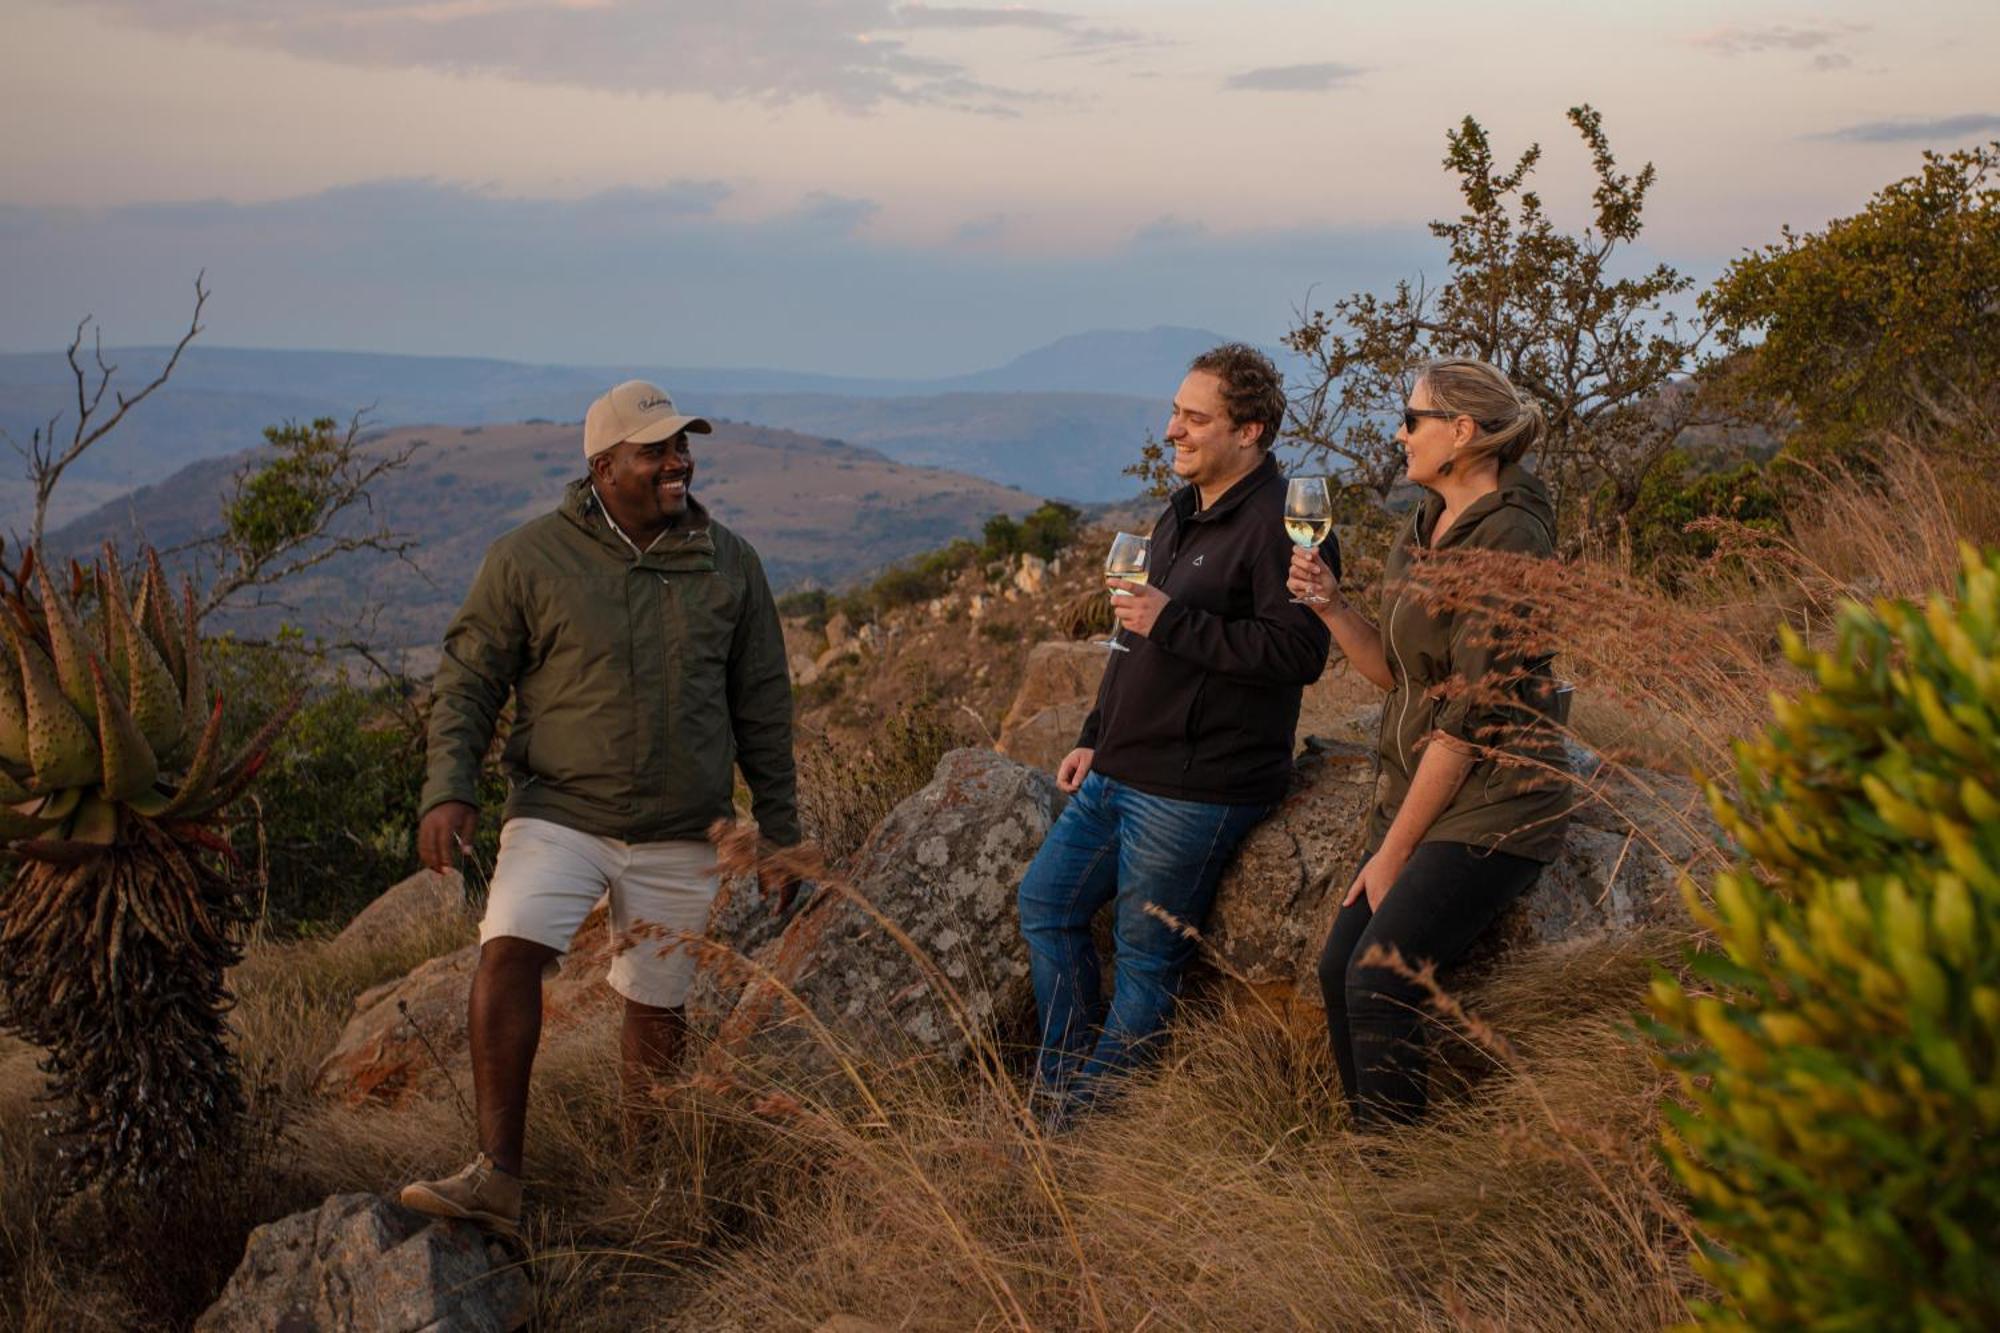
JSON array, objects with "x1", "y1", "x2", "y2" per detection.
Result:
[{"x1": 1317, "y1": 841, "x2": 1543, "y2": 1127}]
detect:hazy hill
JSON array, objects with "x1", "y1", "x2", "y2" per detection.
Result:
[
  {"x1": 0, "y1": 327, "x2": 1227, "y2": 531},
  {"x1": 51, "y1": 420, "x2": 1041, "y2": 650}
]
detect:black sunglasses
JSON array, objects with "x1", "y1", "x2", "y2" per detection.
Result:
[{"x1": 1402, "y1": 407, "x2": 1505, "y2": 434}]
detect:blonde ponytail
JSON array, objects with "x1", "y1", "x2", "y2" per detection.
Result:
[{"x1": 1418, "y1": 358, "x2": 1545, "y2": 468}]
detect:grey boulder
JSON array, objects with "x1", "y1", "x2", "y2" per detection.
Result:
[{"x1": 196, "y1": 1193, "x2": 528, "y2": 1333}]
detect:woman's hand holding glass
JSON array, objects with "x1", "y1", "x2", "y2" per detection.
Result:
[{"x1": 1286, "y1": 546, "x2": 1338, "y2": 609}]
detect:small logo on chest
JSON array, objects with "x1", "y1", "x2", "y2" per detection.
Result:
[{"x1": 1192, "y1": 554, "x2": 1205, "y2": 567}]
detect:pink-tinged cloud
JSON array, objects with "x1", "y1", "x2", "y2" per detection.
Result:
[{"x1": 71, "y1": 0, "x2": 1103, "y2": 112}]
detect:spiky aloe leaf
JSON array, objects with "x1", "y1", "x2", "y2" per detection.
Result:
[
  {"x1": 155, "y1": 693, "x2": 225, "y2": 819},
  {"x1": 0, "y1": 620, "x2": 29, "y2": 769},
  {"x1": 66, "y1": 792, "x2": 117, "y2": 845},
  {"x1": 34, "y1": 557, "x2": 97, "y2": 726},
  {"x1": 176, "y1": 690, "x2": 300, "y2": 819},
  {"x1": 104, "y1": 561, "x2": 182, "y2": 758},
  {"x1": 0, "y1": 765, "x2": 34, "y2": 803},
  {"x1": 142, "y1": 550, "x2": 188, "y2": 693},
  {"x1": 179, "y1": 579, "x2": 208, "y2": 729},
  {"x1": 34, "y1": 785, "x2": 82, "y2": 821},
  {"x1": 12, "y1": 628, "x2": 97, "y2": 791},
  {"x1": 0, "y1": 802, "x2": 57, "y2": 840},
  {"x1": 89, "y1": 656, "x2": 157, "y2": 804}
]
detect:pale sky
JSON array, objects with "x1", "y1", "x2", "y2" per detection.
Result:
[{"x1": 2, "y1": 0, "x2": 1994, "y2": 376}]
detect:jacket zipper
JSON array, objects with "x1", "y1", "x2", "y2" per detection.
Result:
[{"x1": 1384, "y1": 514, "x2": 1418, "y2": 777}]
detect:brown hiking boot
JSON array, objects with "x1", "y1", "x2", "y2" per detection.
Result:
[{"x1": 399, "y1": 1153, "x2": 522, "y2": 1235}]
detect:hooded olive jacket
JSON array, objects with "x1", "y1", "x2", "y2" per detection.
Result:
[
  {"x1": 1366, "y1": 465, "x2": 1571, "y2": 863},
  {"x1": 419, "y1": 480, "x2": 799, "y2": 847}
]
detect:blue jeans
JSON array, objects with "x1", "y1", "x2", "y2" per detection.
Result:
[{"x1": 1016, "y1": 772, "x2": 1270, "y2": 1115}]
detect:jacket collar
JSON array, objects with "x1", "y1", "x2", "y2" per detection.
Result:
[
  {"x1": 1173, "y1": 451, "x2": 1279, "y2": 525},
  {"x1": 560, "y1": 477, "x2": 717, "y2": 570},
  {"x1": 1413, "y1": 463, "x2": 1557, "y2": 550}
]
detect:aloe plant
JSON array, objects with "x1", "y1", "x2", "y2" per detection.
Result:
[{"x1": 0, "y1": 543, "x2": 294, "y2": 1187}]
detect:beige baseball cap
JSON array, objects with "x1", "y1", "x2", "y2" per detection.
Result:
[{"x1": 583, "y1": 379, "x2": 712, "y2": 460}]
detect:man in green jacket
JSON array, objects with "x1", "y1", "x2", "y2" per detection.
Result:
[{"x1": 399, "y1": 379, "x2": 798, "y2": 1234}]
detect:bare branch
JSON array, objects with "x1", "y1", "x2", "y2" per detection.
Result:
[{"x1": 28, "y1": 273, "x2": 209, "y2": 547}]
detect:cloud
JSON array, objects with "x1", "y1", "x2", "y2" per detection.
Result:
[
  {"x1": 1817, "y1": 112, "x2": 2000, "y2": 143},
  {"x1": 890, "y1": 5, "x2": 1151, "y2": 58},
  {"x1": 74, "y1": 0, "x2": 1056, "y2": 113},
  {"x1": 1222, "y1": 62, "x2": 1366, "y2": 93},
  {"x1": 1689, "y1": 22, "x2": 1854, "y2": 54},
  {"x1": 1689, "y1": 21, "x2": 1869, "y2": 72},
  {"x1": 0, "y1": 178, "x2": 1437, "y2": 378}
]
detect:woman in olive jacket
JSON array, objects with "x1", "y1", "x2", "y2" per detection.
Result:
[{"x1": 1286, "y1": 356, "x2": 1570, "y2": 1127}]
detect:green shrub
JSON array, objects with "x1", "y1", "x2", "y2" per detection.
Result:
[
  {"x1": 777, "y1": 588, "x2": 832, "y2": 629},
  {"x1": 1622, "y1": 447, "x2": 1787, "y2": 569},
  {"x1": 863, "y1": 540, "x2": 979, "y2": 613},
  {"x1": 1647, "y1": 544, "x2": 2000, "y2": 1330},
  {"x1": 982, "y1": 503, "x2": 1081, "y2": 563},
  {"x1": 208, "y1": 636, "x2": 505, "y2": 931}
]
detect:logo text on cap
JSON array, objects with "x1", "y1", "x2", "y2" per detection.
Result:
[{"x1": 637, "y1": 396, "x2": 670, "y2": 411}]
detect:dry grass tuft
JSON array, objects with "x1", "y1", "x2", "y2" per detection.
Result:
[{"x1": 674, "y1": 933, "x2": 1703, "y2": 1332}]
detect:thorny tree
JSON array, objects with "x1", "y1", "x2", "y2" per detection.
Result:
[{"x1": 1284, "y1": 106, "x2": 1732, "y2": 535}]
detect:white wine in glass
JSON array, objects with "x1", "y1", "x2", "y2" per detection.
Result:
[
  {"x1": 1098, "y1": 531, "x2": 1149, "y2": 652},
  {"x1": 1284, "y1": 476, "x2": 1332, "y2": 605}
]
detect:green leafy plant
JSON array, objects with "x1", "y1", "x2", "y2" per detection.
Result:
[
  {"x1": 1704, "y1": 141, "x2": 1999, "y2": 453},
  {"x1": 1647, "y1": 544, "x2": 2000, "y2": 1329},
  {"x1": 0, "y1": 544, "x2": 295, "y2": 1187}
]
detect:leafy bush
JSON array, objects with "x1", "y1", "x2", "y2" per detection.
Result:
[
  {"x1": 982, "y1": 502, "x2": 1080, "y2": 562},
  {"x1": 1704, "y1": 142, "x2": 2000, "y2": 452},
  {"x1": 1647, "y1": 544, "x2": 2000, "y2": 1329},
  {"x1": 860, "y1": 540, "x2": 979, "y2": 614},
  {"x1": 1621, "y1": 448, "x2": 1787, "y2": 569},
  {"x1": 208, "y1": 636, "x2": 505, "y2": 931}
]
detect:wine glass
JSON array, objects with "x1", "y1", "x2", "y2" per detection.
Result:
[
  {"x1": 1097, "y1": 531, "x2": 1150, "y2": 653},
  {"x1": 1283, "y1": 476, "x2": 1332, "y2": 605}
]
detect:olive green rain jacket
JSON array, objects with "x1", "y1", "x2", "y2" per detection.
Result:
[
  {"x1": 1365, "y1": 465, "x2": 1572, "y2": 863},
  {"x1": 419, "y1": 480, "x2": 799, "y2": 847}
]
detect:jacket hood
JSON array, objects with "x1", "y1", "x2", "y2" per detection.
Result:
[{"x1": 1419, "y1": 463, "x2": 1557, "y2": 549}]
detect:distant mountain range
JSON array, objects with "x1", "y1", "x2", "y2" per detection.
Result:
[
  {"x1": 0, "y1": 326, "x2": 1237, "y2": 532},
  {"x1": 50, "y1": 420, "x2": 1044, "y2": 650}
]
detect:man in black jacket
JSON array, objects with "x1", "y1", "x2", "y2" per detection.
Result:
[{"x1": 1017, "y1": 343, "x2": 1335, "y2": 1121}]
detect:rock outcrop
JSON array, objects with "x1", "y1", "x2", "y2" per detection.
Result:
[
  {"x1": 994, "y1": 641, "x2": 1107, "y2": 772},
  {"x1": 327, "y1": 869, "x2": 469, "y2": 960},
  {"x1": 705, "y1": 748, "x2": 1061, "y2": 1083},
  {"x1": 196, "y1": 1194, "x2": 527, "y2": 1333},
  {"x1": 314, "y1": 905, "x2": 619, "y2": 1108},
  {"x1": 1203, "y1": 737, "x2": 1715, "y2": 1002},
  {"x1": 316, "y1": 738, "x2": 1714, "y2": 1106}
]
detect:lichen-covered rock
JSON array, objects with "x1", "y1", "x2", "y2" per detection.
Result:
[
  {"x1": 196, "y1": 1193, "x2": 527, "y2": 1333},
  {"x1": 707, "y1": 748, "x2": 1061, "y2": 1083}
]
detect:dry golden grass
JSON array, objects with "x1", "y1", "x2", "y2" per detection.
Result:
[{"x1": 670, "y1": 931, "x2": 1703, "y2": 1332}]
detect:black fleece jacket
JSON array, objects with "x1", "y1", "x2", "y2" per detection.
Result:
[{"x1": 1078, "y1": 453, "x2": 1335, "y2": 805}]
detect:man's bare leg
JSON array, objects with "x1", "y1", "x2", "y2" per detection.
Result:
[
  {"x1": 469, "y1": 936, "x2": 558, "y2": 1177},
  {"x1": 619, "y1": 999, "x2": 689, "y2": 1149}
]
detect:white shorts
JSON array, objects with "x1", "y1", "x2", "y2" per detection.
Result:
[{"x1": 479, "y1": 817, "x2": 720, "y2": 1008}]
